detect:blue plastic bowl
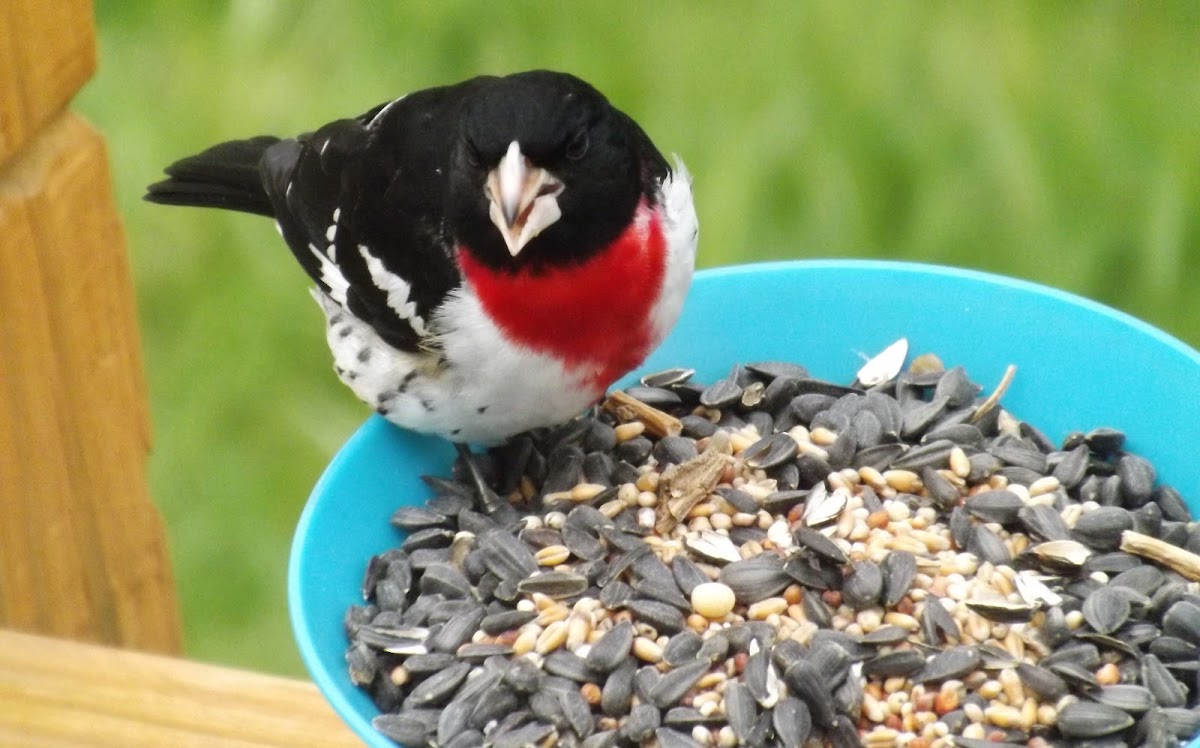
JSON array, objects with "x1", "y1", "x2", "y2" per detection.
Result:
[{"x1": 289, "y1": 259, "x2": 1200, "y2": 747}]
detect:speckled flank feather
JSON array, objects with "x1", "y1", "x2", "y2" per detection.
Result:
[{"x1": 313, "y1": 285, "x2": 598, "y2": 444}]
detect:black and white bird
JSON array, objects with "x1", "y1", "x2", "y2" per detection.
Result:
[{"x1": 146, "y1": 70, "x2": 696, "y2": 444}]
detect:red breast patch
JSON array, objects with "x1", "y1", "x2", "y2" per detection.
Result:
[{"x1": 458, "y1": 202, "x2": 667, "y2": 393}]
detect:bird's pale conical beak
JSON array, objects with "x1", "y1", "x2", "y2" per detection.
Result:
[{"x1": 485, "y1": 141, "x2": 563, "y2": 257}]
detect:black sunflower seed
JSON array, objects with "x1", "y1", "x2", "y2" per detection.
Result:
[
  {"x1": 862, "y1": 625, "x2": 910, "y2": 646},
  {"x1": 1117, "y1": 453, "x2": 1156, "y2": 505},
  {"x1": 1159, "y1": 707, "x2": 1200, "y2": 740},
  {"x1": 504, "y1": 657, "x2": 543, "y2": 694},
  {"x1": 718, "y1": 555, "x2": 792, "y2": 604},
  {"x1": 807, "y1": 639, "x2": 851, "y2": 687},
  {"x1": 428, "y1": 607, "x2": 485, "y2": 653},
  {"x1": 1056, "y1": 701, "x2": 1135, "y2": 738},
  {"x1": 988, "y1": 437, "x2": 1048, "y2": 473},
  {"x1": 1154, "y1": 484, "x2": 1192, "y2": 522},
  {"x1": 1141, "y1": 654, "x2": 1186, "y2": 708},
  {"x1": 852, "y1": 442, "x2": 907, "y2": 471},
  {"x1": 661, "y1": 708, "x2": 710, "y2": 729},
  {"x1": 633, "y1": 577, "x2": 690, "y2": 611},
  {"x1": 372, "y1": 711, "x2": 439, "y2": 746},
  {"x1": 1162, "y1": 600, "x2": 1200, "y2": 644},
  {"x1": 781, "y1": 660, "x2": 835, "y2": 728},
  {"x1": 581, "y1": 731, "x2": 618, "y2": 748},
  {"x1": 911, "y1": 646, "x2": 981, "y2": 685},
  {"x1": 456, "y1": 643, "x2": 514, "y2": 660},
  {"x1": 557, "y1": 687, "x2": 594, "y2": 738},
  {"x1": 880, "y1": 550, "x2": 917, "y2": 607},
  {"x1": 890, "y1": 439, "x2": 956, "y2": 471},
  {"x1": 402, "y1": 527, "x2": 455, "y2": 552},
  {"x1": 391, "y1": 506, "x2": 451, "y2": 531},
  {"x1": 649, "y1": 658, "x2": 710, "y2": 709},
  {"x1": 967, "y1": 524, "x2": 1011, "y2": 565},
  {"x1": 1015, "y1": 662, "x2": 1067, "y2": 701},
  {"x1": 723, "y1": 681, "x2": 758, "y2": 741},
  {"x1": 436, "y1": 700, "x2": 473, "y2": 746},
  {"x1": 1083, "y1": 550, "x2": 1143, "y2": 576},
  {"x1": 964, "y1": 599, "x2": 1035, "y2": 624},
  {"x1": 625, "y1": 599, "x2": 685, "y2": 635},
  {"x1": 406, "y1": 661, "x2": 470, "y2": 706},
  {"x1": 1041, "y1": 641, "x2": 1101, "y2": 670},
  {"x1": 654, "y1": 728, "x2": 704, "y2": 748},
  {"x1": 901, "y1": 395, "x2": 950, "y2": 439},
  {"x1": 1073, "y1": 506, "x2": 1134, "y2": 552},
  {"x1": 950, "y1": 740, "x2": 1023, "y2": 748},
  {"x1": 600, "y1": 659, "x2": 635, "y2": 717},
  {"x1": 418, "y1": 562, "x2": 472, "y2": 598},
  {"x1": 791, "y1": 526, "x2": 847, "y2": 564},
  {"x1": 586, "y1": 621, "x2": 634, "y2": 673},
  {"x1": 699, "y1": 378, "x2": 742, "y2": 409},
  {"x1": 1051, "y1": 444, "x2": 1091, "y2": 488},
  {"x1": 861, "y1": 649, "x2": 926, "y2": 678},
  {"x1": 747, "y1": 361, "x2": 810, "y2": 381},
  {"x1": 1082, "y1": 586, "x2": 1132, "y2": 635},
  {"x1": 478, "y1": 529, "x2": 537, "y2": 582},
  {"x1": 771, "y1": 697, "x2": 812, "y2": 748},
  {"x1": 964, "y1": 489, "x2": 1024, "y2": 525},
  {"x1": 661, "y1": 631, "x2": 703, "y2": 668},
  {"x1": 921, "y1": 466, "x2": 961, "y2": 509},
  {"x1": 543, "y1": 651, "x2": 593, "y2": 682},
  {"x1": 679, "y1": 415, "x2": 718, "y2": 439},
  {"x1": 654, "y1": 435, "x2": 698, "y2": 466},
  {"x1": 743, "y1": 432, "x2": 799, "y2": 470},
  {"x1": 619, "y1": 703, "x2": 661, "y2": 743},
  {"x1": 1095, "y1": 684, "x2": 1156, "y2": 714},
  {"x1": 517, "y1": 571, "x2": 589, "y2": 599},
  {"x1": 669, "y1": 555, "x2": 710, "y2": 598},
  {"x1": 1048, "y1": 660, "x2": 1100, "y2": 691},
  {"x1": 948, "y1": 506, "x2": 973, "y2": 549},
  {"x1": 841, "y1": 560, "x2": 883, "y2": 609},
  {"x1": 492, "y1": 721, "x2": 556, "y2": 748}
]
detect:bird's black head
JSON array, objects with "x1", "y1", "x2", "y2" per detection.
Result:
[{"x1": 447, "y1": 70, "x2": 664, "y2": 272}]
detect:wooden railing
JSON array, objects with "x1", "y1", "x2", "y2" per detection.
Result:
[{"x1": 0, "y1": 3, "x2": 360, "y2": 744}]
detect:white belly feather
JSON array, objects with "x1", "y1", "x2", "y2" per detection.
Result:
[{"x1": 315, "y1": 289, "x2": 596, "y2": 444}]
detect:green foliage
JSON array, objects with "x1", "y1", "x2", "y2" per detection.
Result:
[{"x1": 79, "y1": 1, "x2": 1200, "y2": 675}]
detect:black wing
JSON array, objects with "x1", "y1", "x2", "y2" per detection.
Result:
[{"x1": 148, "y1": 79, "x2": 495, "y2": 353}]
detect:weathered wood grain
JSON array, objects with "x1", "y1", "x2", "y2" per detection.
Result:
[
  {"x1": 0, "y1": 629, "x2": 360, "y2": 747},
  {"x1": 0, "y1": 112, "x2": 180, "y2": 653}
]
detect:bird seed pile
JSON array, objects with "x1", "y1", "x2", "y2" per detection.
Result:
[{"x1": 345, "y1": 341, "x2": 1200, "y2": 748}]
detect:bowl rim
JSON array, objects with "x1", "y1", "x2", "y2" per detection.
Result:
[{"x1": 288, "y1": 257, "x2": 1200, "y2": 746}]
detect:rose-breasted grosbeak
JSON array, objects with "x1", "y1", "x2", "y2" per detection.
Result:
[{"x1": 146, "y1": 71, "x2": 697, "y2": 444}]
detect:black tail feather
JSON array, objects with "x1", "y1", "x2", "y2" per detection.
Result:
[{"x1": 145, "y1": 135, "x2": 282, "y2": 217}]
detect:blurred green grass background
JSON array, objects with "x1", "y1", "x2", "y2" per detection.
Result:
[{"x1": 78, "y1": 2, "x2": 1200, "y2": 676}]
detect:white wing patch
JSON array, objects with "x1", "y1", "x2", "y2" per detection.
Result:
[
  {"x1": 326, "y1": 208, "x2": 341, "y2": 248},
  {"x1": 358, "y1": 244, "x2": 429, "y2": 337},
  {"x1": 308, "y1": 243, "x2": 349, "y2": 305}
]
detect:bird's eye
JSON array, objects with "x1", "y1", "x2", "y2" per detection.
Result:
[{"x1": 565, "y1": 129, "x2": 589, "y2": 160}]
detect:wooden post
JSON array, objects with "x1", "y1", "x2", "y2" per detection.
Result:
[{"x1": 0, "y1": 0, "x2": 181, "y2": 653}]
